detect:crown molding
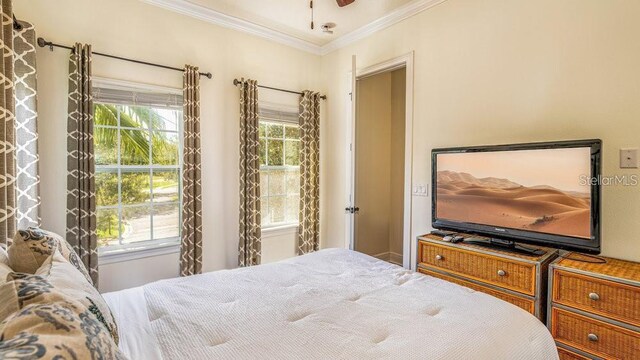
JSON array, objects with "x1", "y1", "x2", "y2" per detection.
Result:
[
  {"x1": 140, "y1": 0, "x2": 448, "y2": 56},
  {"x1": 320, "y1": 0, "x2": 447, "y2": 55},
  {"x1": 140, "y1": 0, "x2": 323, "y2": 55}
]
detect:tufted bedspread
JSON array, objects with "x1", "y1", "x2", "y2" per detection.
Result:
[{"x1": 104, "y1": 248, "x2": 558, "y2": 360}]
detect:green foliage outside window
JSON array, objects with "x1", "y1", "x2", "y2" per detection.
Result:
[
  {"x1": 259, "y1": 121, "x2": 301, "y2": 227},
  {"x1": 94, "y1": 103, "x2": 181, "y2": 247},
  {"x1": 94, "y1": 104, "x2": 179, "y2": 165}
]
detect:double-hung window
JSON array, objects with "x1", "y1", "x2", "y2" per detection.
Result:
[
  {"x1": 93, "y1": 79, "x2": 183, "y2": 254},
  {"x1": 259, "y1": 106, "x2": 300, "y2": 228}
]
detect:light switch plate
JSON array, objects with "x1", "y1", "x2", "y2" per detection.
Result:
[
  {"x1": 412, "y1": 184, "x2": 429, "y2": 197},
  {"x1": 620, "y1": 148, "x2": 638, "y2": 168}
]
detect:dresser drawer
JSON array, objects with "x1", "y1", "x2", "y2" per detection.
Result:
[
  {"x1": 553, "y1": 269, "x2": 640, "y2": 328},
  {"x1": 419, "y1": 242, "x2": 536, "y2": 296},
  {"x1": 557, "y1": 347, "x2": 590, "y2": 360},
  {"x1": 551, "y1": 308, "x2": 640, "y2": 359},
  {"x1": 418, "y1": 268, "x2": 535, "y2": 314}
]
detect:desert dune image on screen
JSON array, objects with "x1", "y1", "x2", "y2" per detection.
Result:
[{"x1": 436, "y1": 147, "x2": 591, "y2": 239}]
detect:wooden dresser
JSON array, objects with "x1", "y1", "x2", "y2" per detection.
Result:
[
  {"x1": 417, "y1": 234, "x2": 558, "y2": 321},
  {"x1": 548, "y1": 254, "x2": 640, "y2": 359}
]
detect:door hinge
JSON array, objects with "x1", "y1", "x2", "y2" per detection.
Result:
[{"x1": 345, "y1": 206, "x2": 360, "y2": 214}]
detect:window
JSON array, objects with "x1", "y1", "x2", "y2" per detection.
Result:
[
  {"x1": 259, "y1": 108, "x2": 300, "y2": 228},
  {"x1": 93, "y1": 80, "x2": 182, "y2": 253}
]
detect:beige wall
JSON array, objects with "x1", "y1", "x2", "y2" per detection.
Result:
[
  {"x1": 354, "y1": 68, "x2": 405, "y2": 260},
  {"x1": 389, "y1": 68, "x2": 406, "y2": 257},
  {"x1": 18, "y1": 0, "x2": 321, "y2": 292},
  {"x1": 321, "y1": 0, "x2": 640, "y2": 263}
]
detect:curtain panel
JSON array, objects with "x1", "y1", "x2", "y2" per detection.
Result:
[
  {"x1": 238, "y1": 79, "x2": 261, "y2": 267},
  {"x1": 66, "y1": 43, "x2": 98, "y2": 285},
  {"x1": 14, "y1": 20, "x2": 40, "y2": 229},
  {"x1": 298, "y1": 91, "x2": 321, "y2": 255},
  {"x1": 0, "y1": 0, "x2": 16, "y2": 245},
  {"x1": 180, "y1": 65, "x2": 203, "y2": 276}
]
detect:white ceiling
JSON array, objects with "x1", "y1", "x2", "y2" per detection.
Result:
[{"x1": 188, "y1": 0, "x2": 416, "y2": 46}]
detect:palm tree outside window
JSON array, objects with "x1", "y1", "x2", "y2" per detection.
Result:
[{"x1": 93, "y1": 80, "x2": 183, "y2": 253}]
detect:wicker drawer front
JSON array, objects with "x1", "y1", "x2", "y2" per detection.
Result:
[
  {"x1": 419, "y1": 242, "x2": 536, "y2": 296},
  {"x1": 557, "y1": 347, "x2": 590, "y2": 360},
  {"x1": 551, "y1": 308, "x2": 640, "y2": 359},
  {"x1": 553, "y1": 269, "x2": 640, "y2": 328},
  {"x1": 418, "y1": 268, "x2": 535, "y2": 314}
]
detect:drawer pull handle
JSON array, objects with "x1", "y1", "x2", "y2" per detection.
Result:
[
  {"x1": 497, "y1": 269, "x2": 506, "y2": 277},
  {"x1": 588, "y1": 292, "x2": 600, "y2": 301},
  {"x1": 587, "y1": 333, "x2": 599, "y2": 342},
  {"x1": 435, "y1": 255, "x2": 443, "y2": 261}
]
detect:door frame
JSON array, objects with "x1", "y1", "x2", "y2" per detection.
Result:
[{"x1": 345, "y1": 52, "x2": 415, "y2": 270}]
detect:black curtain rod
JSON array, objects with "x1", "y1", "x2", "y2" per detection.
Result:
[
  {"x1": 233, "y1": 79, "x2": 326, "y2": 100},
  {"x1": 37, "y1": 37, "x2": 213, "y2": 79}
]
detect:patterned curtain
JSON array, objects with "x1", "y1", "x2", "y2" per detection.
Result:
[
  {"x1": 14, "y1": 21, "x2": 40, "y2": 229},
  {"x1": 0, "y1": 0, "x2": 16, "y2": 245},
  {"x1": 66, "y1": 43, "x2": 98, "y2": 285},
  {"x1": 238, "y1": 79, "x2": 261, "y2": 267},
  {"x1": 180, "y1": 65, "x2": 202, "y2": 276},
  {"x1": 298, "y1": 91, "x2": 321, "y2": 255}
]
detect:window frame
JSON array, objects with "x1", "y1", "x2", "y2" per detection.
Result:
[
  {"x1": 93, "y1": 78, "x2": 184, "y2": 259},
  {"x1": 258, "y1": 104, "x2": 301, "y2": 230}
]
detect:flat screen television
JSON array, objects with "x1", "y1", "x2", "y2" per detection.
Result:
[{"x1": 432, "y1": 139, "x2": 602, "y2": 254}]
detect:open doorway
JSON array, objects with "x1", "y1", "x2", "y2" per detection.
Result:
[
  {"x1": 345, "y1": 53, "x2": 414, "y2": 269},
  {"x1": 353, "y1": 66, "x2": 407, "y2": 266}
]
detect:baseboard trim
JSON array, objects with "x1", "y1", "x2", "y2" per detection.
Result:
[
  {"x1": 372, "y1": 251, "x2": 403, "y2": 265},
  {"x1": 372, "y1": 252, "x2": 391, "y2": 261},
  {"x1": 389, "y1": 252, "x2": 403, "y2": 265}
]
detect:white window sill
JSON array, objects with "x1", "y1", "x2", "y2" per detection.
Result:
[
  {"x1": 262, "y1": 224, "x2": 299, "y2": 238},
  {"x1": 99, "y1": 242, "x2": 180, "y2": 265}
]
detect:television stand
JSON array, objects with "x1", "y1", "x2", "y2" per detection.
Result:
[
  {"x1": 463, "y1": 237, "x2": 546, "y2": 256},
  {"x1": 417, "y1": 234, "x2": 559, "y2": 321}
]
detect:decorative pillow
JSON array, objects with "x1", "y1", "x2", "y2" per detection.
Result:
[
  {"x1": 8, "y1": 227, "x2": 93, "y2": 285},
  {"x1": 0, "y1": 273, "x2": 55, "y2": 325},
  {"x1": 0, "y1": 275, "x2": 125, "y2": 359},
  {"x1": 36, "y1": 250, "x2": 119, "y2": 344},
  {"x1": 7, "y1": 228, "x2": 56, "y2": 274}
]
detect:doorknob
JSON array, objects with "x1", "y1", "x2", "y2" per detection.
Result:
[{"x1": 344, "y1": 207, "x2": 360, "y2": 214}]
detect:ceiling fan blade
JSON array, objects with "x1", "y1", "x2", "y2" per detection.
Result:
[{"x1": 336, "y1": 0, "x2": 356, "y2": 7}]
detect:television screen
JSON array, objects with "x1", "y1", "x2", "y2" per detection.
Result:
[{"x1": 432, "y1": 140, "x2": 601, "y2": 253}]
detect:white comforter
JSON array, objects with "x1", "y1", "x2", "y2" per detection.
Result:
[{"x1": 104, "y1": 248, "x2": 558, "y2": 360}]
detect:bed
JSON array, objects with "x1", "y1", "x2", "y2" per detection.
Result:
[{"x1": 104, "y1": 248, "x2": 558, "y2": 359}]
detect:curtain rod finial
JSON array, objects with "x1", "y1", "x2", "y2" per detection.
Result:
[
  {"x1": 204, "y1": 72, "x2": 213, "y2": 79},
  {"x1": 37, "y1": 37, "x2": 52, "y2": 50},
  {"x1": 37, "y1": 37, "x2": 56, "y2": 52}
]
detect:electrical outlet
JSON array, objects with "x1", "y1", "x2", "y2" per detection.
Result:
[{"x1": 620, "y1": 148, "x2": 638, "y2": 168}]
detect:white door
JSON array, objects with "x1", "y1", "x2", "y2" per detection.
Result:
[{"x1": 345, "y1": 55, "x2": 357, "y2": 250}]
